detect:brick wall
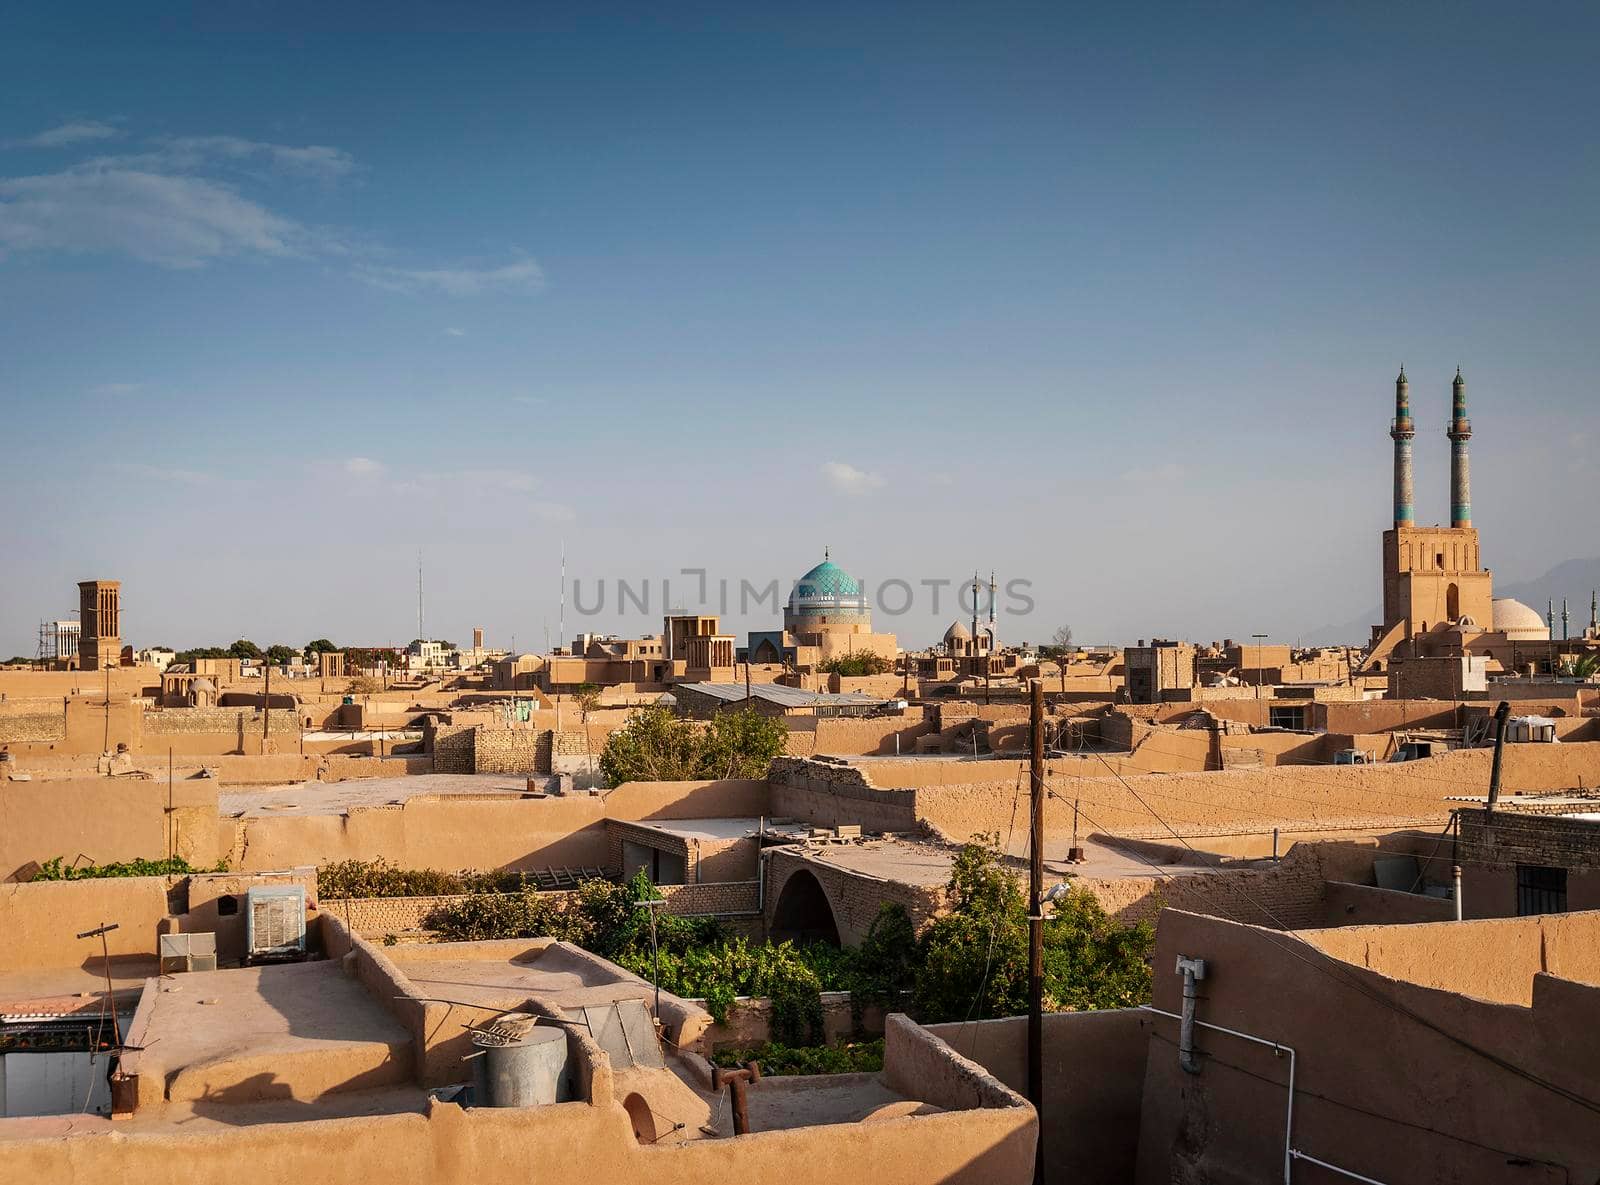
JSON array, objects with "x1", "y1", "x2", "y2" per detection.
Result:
[
  {"x1": 429, "y1": 722, "x2": 477, "y2": 774},
  {"x1": 144, "y1": 708, "x2": 299, "y2": 735},
  {"x1": 764, "y1": 846, "x2": 946, "y2": 944},
  {"x1": 1457, "y1": 807, "x2": 1600, "y2": 870},
  {"x1": 768, "y1": 757, "x2": 920, "y2": 832},
  {"x1": 0, "y1": 711, "x2": 66, "y2": 742},
  {"x1": 473, "y1": 727, "x2": 546, "y2": 773},
  {"x1": 658, "y1": 880, "x2": 760, "y2": 915}
]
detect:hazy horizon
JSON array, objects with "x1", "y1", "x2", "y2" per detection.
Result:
[{"x1": 4, "y1": 3, "x2": 1597, "y2": 657}]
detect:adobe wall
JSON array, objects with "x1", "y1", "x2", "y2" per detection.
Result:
[
  {"x1": 0, "y1": 776, "x2": 221, "y2": 881},
  {"x1": 1318, "y1": 880, "x2": 1456, "y2": 927},
  {"x1": 0, "y1": 876, "x2": 174, "y2": 973},
  {"x1": 767, "y1": 758, "x2": 920, "y2": 833},
  {"x1": 601, "y1": 778, "x2": 770, "y2": 820},
  {"x1": 2, "y1": 1042, "x2": 1036, "y2": 1185},
  {"x1": 914, "y1": 742, "x2": 1600, "y2": 845},
  {"x1": 929, "y1": 1010, "x2": 1151, "y2": 1185},
  {"x1": 1134, "y1": 910, "x2": 1600, "y2": 1184}
]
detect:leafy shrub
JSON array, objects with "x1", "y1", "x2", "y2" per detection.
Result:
[
  {"x1": 817, "y1": 652, "x2": 893, "y2": 677},
  {"x1": 31, "y1": 855, "x2": 226, "y2": 881},
  {"x1": 711, "y1": 1039, "x2": 884, "y2": 1076},
  {"x1": 318, "y1": 858, "x2": 465, "y2": 898}
]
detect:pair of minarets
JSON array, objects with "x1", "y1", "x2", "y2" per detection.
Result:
[{"x1": 1390, "y1": 366, "x2": 1472, "y2": 529}]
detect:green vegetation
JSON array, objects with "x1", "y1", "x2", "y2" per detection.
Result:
[
  {"x1": 318, "y1": 858, "x2": 468, "y2": 898},
  {"x1": 817, "y1": 651, "x2": 894, "y2": 677},
  {"x1": 264, "y1": 644, "x2": 297, "y2": 665},
  {"x1": 913, "y1": 835, "x2": 1153, "y2": 1021},
  {"x1": 377, "y1": 841, "x2": 1152, "y2": 1055},
  {"x1": 1559, "y1": 653, "x2": 1600, "y2": 679},
  {"x1": 31, "y1": 855, "x2": 227, "y2": 881},
  {"x1": 712, "y1": 1039, "x2": 884, "y2": 1076},
  {"x1": 597, "y1": 704, "x2": 788, "y2": 787}
]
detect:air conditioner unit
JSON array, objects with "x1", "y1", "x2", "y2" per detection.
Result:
[
  {"x1": 246, "y1": 885, "x2": 307, "y2": 962},
  {"x1": 158, "y1": 932, "x2": 218, "y2": 974}
]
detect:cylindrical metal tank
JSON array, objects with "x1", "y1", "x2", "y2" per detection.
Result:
[{"x1": 471, "y1": 1013, "x2": 569, "y2": 1107}]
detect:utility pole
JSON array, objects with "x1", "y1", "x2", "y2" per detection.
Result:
[
  {"x1": 1252, "y1": 633, "x2": 1268, "y2": 702},
  {"x1": 263, "y1": 660, "x2": 271, "y2": 747},
  {"x1": 1027, "y1": 677, "x2": 1046, "y2": 1185},
  {"x1": 1484, "y1": 700, "x2": 1512, "y2": 820}
]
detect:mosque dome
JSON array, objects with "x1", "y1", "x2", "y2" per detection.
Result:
[
  {"x1": 944, "y1": 621, "x2": 972, "y2": 643},
  {"x1": 1492, "y1": 598, "x2": 1549, "y2": 641},
  {"x1": 784, "y1": 553, "x2": 871, "y2": 630}
]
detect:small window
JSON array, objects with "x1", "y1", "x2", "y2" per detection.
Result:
[
  {"x1": 217, "y1": 894, "x2": 240, "y2": 916},
  {"x1": 1516, "y1": 865, "x2": 1567, "y2": 916}
]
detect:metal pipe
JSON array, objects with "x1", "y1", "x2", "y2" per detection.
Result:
[
  {"x1": 1290, "y1": 1149, "x2": 1391, "y2": 1184},
  {"x1": 1174, "y1": 957, "x2": 1207, "y2": 1074},
  {"x1": 1142, "y1": 1005, "x2": 1294, "y2": 1185},
  {"x1": 1453, "y1": 864, "x2": 1463, "y2": 921}
]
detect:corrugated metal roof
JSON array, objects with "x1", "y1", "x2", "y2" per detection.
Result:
[{"x1": 676, "y1": 682, "x2": 889, "y2": 707}]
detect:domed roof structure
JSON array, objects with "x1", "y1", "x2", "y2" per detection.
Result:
[
  {"x1": 784, "y1": 551, "x2": 871, "y2": 631},
  {"x1": 1492, "y1": 598, "x2": 1549, "y2": 641},
  {"x1": 944, "y1": 620, "x2": 972, "y2": 642},
  {"x1": 790, "y1": 558, "x2": 861, "y2": 602}
]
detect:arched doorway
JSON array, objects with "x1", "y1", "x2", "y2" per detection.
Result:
[
  {"x1": 1446, "y1": 583, "x2": 1461, "y2": 621},
  {"x1": 770, "y1": 869, "x2": 841, "y2": 945},
  {"x1": 622, "y1": 1092, "x2": 656, "y2": 1143}
]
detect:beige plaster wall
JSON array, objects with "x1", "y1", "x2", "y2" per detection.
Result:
[
  {"x1": 1, "y1": 776, "x2": 221, "y2": 881},
  {"x1": 0, "y1": 876, "x2": 174, "y2": 973},
  {"x1": 930, "y1": 1010, "x2": 1151, "y2": 1185}
]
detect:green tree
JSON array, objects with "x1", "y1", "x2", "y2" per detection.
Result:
[
  {"x1": 264, "y1": 644, "x2": 296, "y2": 666},
  {"x1": 598, "y1": 704, "x2": 787, "y2": 786},
  {"x1": 817, "y1": 651, "x2": 893, "y2": 677},
  {"x1": 699, "y1": 707, "x2": 789, "y2": 779},
  {"x1": 911, "y1": 836, "x2": 1154, "y2": 1023},
  {"x1": 304, "y1": 638, "x2": 338, "y2": 656},
  {"x1": 227, "y1": 638, "x2": 262, "y2": 660},
  {"x1": 913, "y1": 836, "x2": 1029, "y2": 1022}
]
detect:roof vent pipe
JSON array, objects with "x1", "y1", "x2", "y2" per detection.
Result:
[{"x1": 1176, "y1": 955, "x2": 1207, "y2": 1074}]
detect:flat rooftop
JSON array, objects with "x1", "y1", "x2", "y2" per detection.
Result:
[
  {"x1": 219, "y1": 773, "x2": 537, "y2": 817},
  {"x1": 676, "y1": 683, "x2": 892, "y2": 707},
  {"x1": 618, "y1": 816, "x2": 813, "y2": 843}
]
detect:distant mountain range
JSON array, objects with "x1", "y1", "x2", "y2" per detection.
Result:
[{"x1": 1307, "y1": 556, "x2": 1600, "y2": 644}]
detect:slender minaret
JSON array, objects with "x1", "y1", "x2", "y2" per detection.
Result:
[
  {"x1": 1548, "y1": 600, "x2": 1556, "y2": 634},
  {"x1": 1390, "y1": 366, "x2": 1415, "y2": 527},
  {"x1": 1590, "y1": 589, "x2": 1598, "y2": 636},
  {"x1": 970, "y1": 571, "x2": 980, "y2": 643},
  {"x1": 1448, "y1": 367, "x2": 1472, "y2": 527},
  {"x1": 1562, "y1": 598, "x2": 1570, "y2": 641}
]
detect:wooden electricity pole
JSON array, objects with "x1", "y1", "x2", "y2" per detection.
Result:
[{"x1": 1028, "y1": 677, "x2": 1045, "y2": 1185}]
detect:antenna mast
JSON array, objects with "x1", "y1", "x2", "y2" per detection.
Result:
[
  {"x1": 559, "y1": 541, "x2": 566, "y2": 651},
  {"x1": 417, "y1": 551, "x2": 424, "y2": 642}
]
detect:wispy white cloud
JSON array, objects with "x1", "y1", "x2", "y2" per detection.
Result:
[
  {"x1": 444, "y1": 327, "x2": 466, "y2": 337},
  {"x1": 353, "y1": 258, "x2": 544, "y2": 297},
  {"x1": 154, "y1": 136, "x2": 358, "y2": 182},
  {"x1": 0, "y1": 167, "x2": 327, "y2": 268},
  {"x1": 822, "y1": 460, "x2": 887, "y2": 496},
  {"x1": 343, "y1": 456, "x2": 385, "y2": 477},
  {"x1": 13, "y1": 121, "x2": 121, "y2": 149},
  {"x1": 91, "y1": 381, "x2": 143, "y2": 396}
]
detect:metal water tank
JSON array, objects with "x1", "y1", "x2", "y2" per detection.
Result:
[{"x1": 471, "y1": 1013, "x2": 569, "y2": 1107}]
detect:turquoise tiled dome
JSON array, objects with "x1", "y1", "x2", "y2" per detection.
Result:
[{"x1": 792, "y1": 560, "x2": 861, "y2": 601}]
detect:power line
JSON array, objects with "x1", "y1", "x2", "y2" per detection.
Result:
[{"x1": 1074, "y1": 750, "x2": 1600, "y2": 1118}]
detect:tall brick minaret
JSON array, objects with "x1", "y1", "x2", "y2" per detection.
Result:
[
  {"x1": 1448, "y1": 367, "x2": 1472, "y2": 527},
  {"x1": 1390, "y1": 366, "x2": 1414, "y2": 527}
]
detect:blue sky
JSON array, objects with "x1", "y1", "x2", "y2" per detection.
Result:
[{"x1": 2, "y1": 2, "x2": 1596, "y2": 656}]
